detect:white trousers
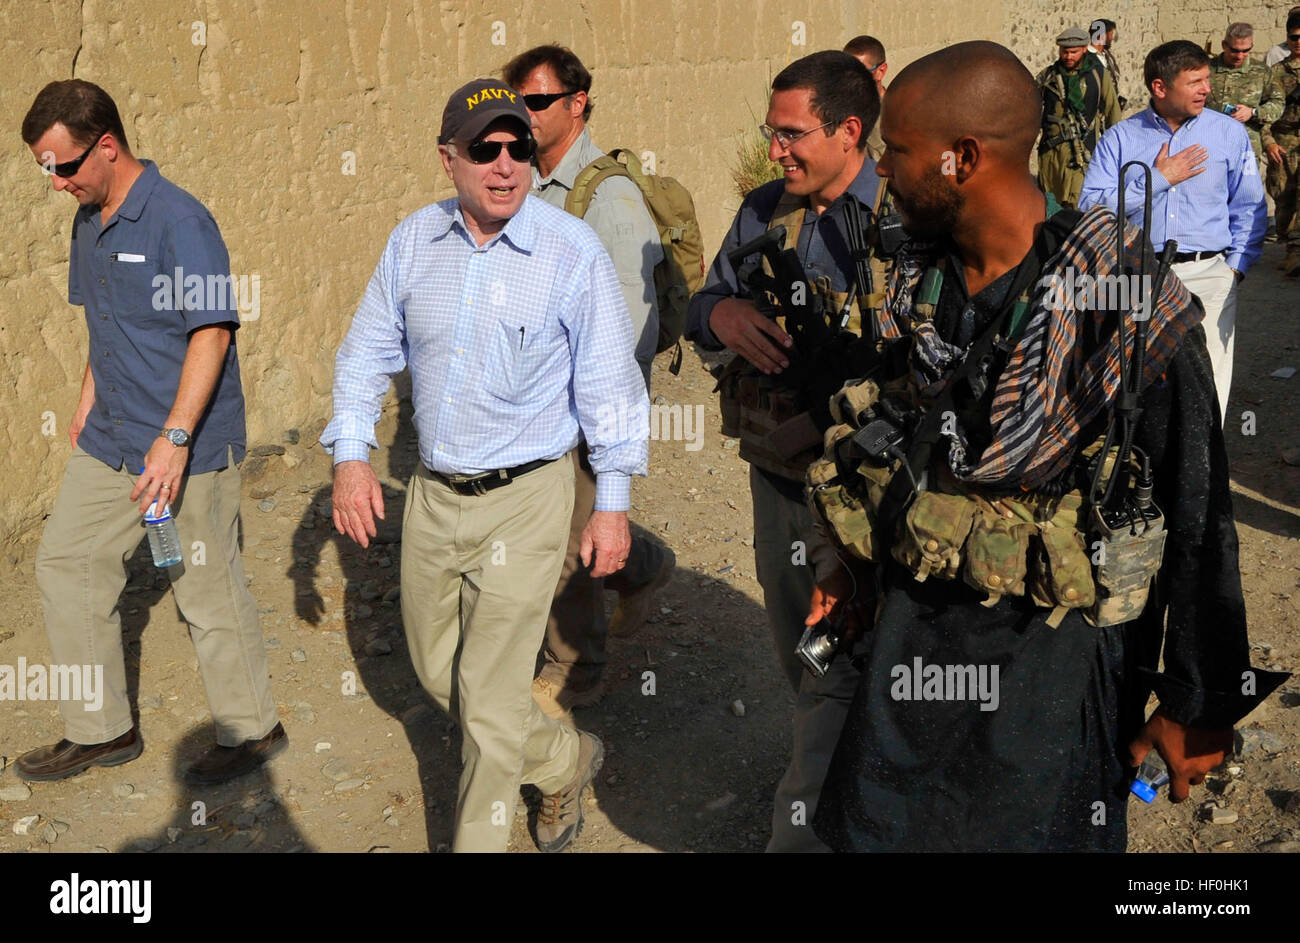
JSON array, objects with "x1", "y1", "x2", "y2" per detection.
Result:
[{"x1": 1170, "y1": 256, "x2": 1238, "y2": 424}]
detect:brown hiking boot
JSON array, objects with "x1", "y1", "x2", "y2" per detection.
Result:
[
  {"x1": 535, "y1": 730, "x2": 603, "y2": 853},
  {"x1": 183, "y1": 722, "x2": 288, "y2": 785},
  {"x1": 1286, "y1": 251, "x2": 1300, "y2": 277},
  {"x1": 609, "y1": 547, "x2": 676, "y2": 638},
  {"x1": 16, "y1": 728, "x2": 143, "y2": 782},
  {"x1": 532, "y1": 676, "x2": 605, "y2": 723}
]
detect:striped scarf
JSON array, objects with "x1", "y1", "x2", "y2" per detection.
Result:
[{"x1": 876, "y1": 205, "x2": 1203, "y2": 490}]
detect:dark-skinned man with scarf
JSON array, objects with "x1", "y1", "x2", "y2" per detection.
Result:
[
  {"x1": 803, "y1": 41, "x2": 1287, "y2": 851},
  {"x1": 1037, "y1": 27, "x2": 1123, "y2": 208}
]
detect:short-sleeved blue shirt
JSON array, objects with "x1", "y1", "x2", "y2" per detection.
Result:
[{"x1": 68, "y1": 160, "x2": 246, "y2": 474}]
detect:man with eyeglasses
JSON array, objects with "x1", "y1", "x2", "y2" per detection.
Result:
[
  {"x1": 323, "y1": 79, "x2": 646, "y2": 853},
  {"x1": 1264, "y1": 11, "x2": 1300, "y2": 275},
  {"x1": 686, "y1": 50, "x2": 881, "y2": 852},
  {"x1": 15, "y1": 80, "x2": 284, "y2": 786},
  {"x1": 501, "y1": 45, "x2": 675, "y2": 725},
  {"x1": 1208, "y1": 23, "x2": 1284, "y2": 171}
]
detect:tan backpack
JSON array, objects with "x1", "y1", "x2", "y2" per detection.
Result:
[{"x1": 564, "y1": 148, "x2": 705, "y2": 372}]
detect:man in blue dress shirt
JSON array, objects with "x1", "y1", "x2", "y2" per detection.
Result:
[
  {"x1": 322, "y1": 79, "x2": 648, "y2": 853},
  {"x1": 1080, "y1": 40, "x2": 1267, "y2": 423}
]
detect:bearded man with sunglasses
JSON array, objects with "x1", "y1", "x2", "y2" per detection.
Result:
[
  {"x1": 686, "y1": 50, "x2": 882, "y2": 852},
  {"x1": 500, "y1": 45, "x2": 676, "y2": 724},
  {"x1": 16, "y1": 80, "x2": 284, "y2": 786},
  {"x1": 323, "y1": 79, "x2": 647, "y2": 853}
]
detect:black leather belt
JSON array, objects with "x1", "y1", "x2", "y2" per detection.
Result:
[
  {"x1": 1170, "y1": 249, "x2": 1226, "y2": 263},
  {"x1": 426, "y1": 458, "x2": 553, "y2": 496}
]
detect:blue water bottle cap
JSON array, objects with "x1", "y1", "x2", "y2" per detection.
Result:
[
  {"x1": 144, "y1": 499, "x2": 172, "y2": 524},
  {"x1": 1130, "y1": 779, "x2": 1157, "y2": 803}
]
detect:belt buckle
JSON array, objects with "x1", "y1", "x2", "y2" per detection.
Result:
[{"x1": 447, "y1": 469, "x2": 504, "y2": 496}]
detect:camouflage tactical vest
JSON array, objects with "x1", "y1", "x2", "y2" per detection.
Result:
[
  {"x1": 717, "y1": 189, "x2": 886, "y2": 481},
  {"x1": 805, "y1": 259, "x2": 1158, "y2": 629}
]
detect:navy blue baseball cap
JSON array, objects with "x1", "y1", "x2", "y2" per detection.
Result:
[{"x1": 439, "y1": 78, "x2": 531, "y2": 144}]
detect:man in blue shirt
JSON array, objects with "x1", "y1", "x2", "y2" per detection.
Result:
[
  {"x1": 1080, "y1": 40, "x2": 1267, "y2": 422},
  {"x1": 322, "y1": 79, "x2": 647, "y2": 853},
  {"x1": 686, "y1": 51, "x2": 881, "y2": 852},
  {"x1": 16, "y1": 80, "x2": 283, "y2": 787}
]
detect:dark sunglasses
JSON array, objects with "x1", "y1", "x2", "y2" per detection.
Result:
[
  {"x1": 1290, "y1": 32, "x2": 1300, "y2": 41},
  {"x1": 46, "y1": 133, "x2": 104, "y2": 177},
  {"x1": 521, "y1": 91, "x2": 574, "y2": 111},
  {"x1": 462, "y1": 137, "x2": 537, "y2": 164}
]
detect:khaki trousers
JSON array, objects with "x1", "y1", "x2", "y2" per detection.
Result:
[
  {"x1": 1172, "y1": 256, "x2": 1238, "y2": 424},
  {"x1": 539, "y1": 446, "x2": 665, "y2": 689},
  {"x1": 749, "y1": 466, "x2": 859, "y2": 853},
  {"x1": 401, "y1": 455, "x2": 580, "y2": 853},
  {"x1": 36, "y1": 447, "x2": 277, "y2": 747}
]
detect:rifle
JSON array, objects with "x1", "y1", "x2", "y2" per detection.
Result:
[{"x1": 725, "y1": 223, "x2": 883, "y2": 429}]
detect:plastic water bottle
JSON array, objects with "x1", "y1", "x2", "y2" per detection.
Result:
[
  {"x1": 1130, "y1": 752, "x2": 1170, "y2": 803},
  {"x1": 144, "y1": 500, "x2": 182, "y2": 568}
]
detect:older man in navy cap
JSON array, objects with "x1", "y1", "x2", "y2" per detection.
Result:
[{"x1": 322, "y1": 78, "x2": 647, "y2": 853}]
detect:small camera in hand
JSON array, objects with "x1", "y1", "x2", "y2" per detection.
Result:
[{"x1": 796, "y1": 618, "x2": 842, "y2": 678}]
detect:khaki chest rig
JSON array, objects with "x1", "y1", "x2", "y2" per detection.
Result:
[
  {"x1": 717, "y1": 188, "x2": 889, "y2": 482},
  {"x1": 806, "y1": 232, "x2": 1167, "y2": 630}
]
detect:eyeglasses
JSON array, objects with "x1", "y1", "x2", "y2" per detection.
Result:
[
  {"x1": 1289, "y1": 32, "x2": 1300, "y2": 41},
  {"x1": 459, "y1": 137, "x2": 537, "y2": 164},
  {"x1": 521, "y1": 91, "x2": 574, "y2": 111},
  {"x1": 759, "y1": 120, "x2": 837, "y2": 149},
  {"x1": 45, "y1": 133, "x2": 104, "y2": 177},
  {"x1": 1225, "y1": 46, "x2": 1253, "y2": 54}
]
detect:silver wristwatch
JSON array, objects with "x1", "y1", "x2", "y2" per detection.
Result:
[{"x1": 161, "y1": 427, "x2": 192, "y2": 447}]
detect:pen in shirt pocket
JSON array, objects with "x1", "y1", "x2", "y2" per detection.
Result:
[{"x1": 519, "y1": 326, "x2": 525, "y2": 350}]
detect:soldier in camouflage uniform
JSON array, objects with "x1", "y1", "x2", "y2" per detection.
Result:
[
  {"x1": 1036, "y1": 27, "x2": 1123, "y2": 208},
  {"x1": 1264, "y1": 12, "x2": 1300, "y2": 274},
  {"x1": 1208, "y1": 23, "x2": 1284, "y2": 169}
]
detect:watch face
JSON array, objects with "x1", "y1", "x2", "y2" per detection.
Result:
[{"x1": 166, "y1": 429, "x2": 190, "y2": 446}]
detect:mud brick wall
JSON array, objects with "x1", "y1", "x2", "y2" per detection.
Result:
[{"x1": 0, "y1": 0, "x2": 1280, "y2": 549}]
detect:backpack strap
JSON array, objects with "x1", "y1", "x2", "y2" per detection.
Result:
[
  {"x1": 563, "y1": 155, "x2": 633, "y2": 219},
  {"x1": 766, "y1": 189, "x2": 807, "y2": 246}
]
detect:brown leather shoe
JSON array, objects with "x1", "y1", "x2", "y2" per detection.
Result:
[
  {"x1": 16, "y1": 728, "x2": 143, "y2": 782},
  {"x1": 183, "y1": 722, "x2": 288, "y2": 786}
]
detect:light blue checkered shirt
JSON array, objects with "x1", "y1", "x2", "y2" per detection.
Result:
[
  {"x1": 321, "y1": 194, "x2": 648, "y2": 510},
  {"x1": 1078, "y1": 105, "x2": 1267, "y2": 273}
]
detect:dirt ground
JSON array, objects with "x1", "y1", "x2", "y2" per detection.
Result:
[{"x1": 0, "y1": 242, "x2": 1298, "y2": 856}]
